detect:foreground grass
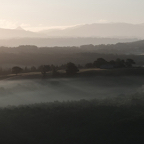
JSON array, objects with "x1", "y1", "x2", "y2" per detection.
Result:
[{"x1": 0, "y1": 96, "x2": 144, "y2": 144}]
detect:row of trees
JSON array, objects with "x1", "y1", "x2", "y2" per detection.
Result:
[
  {"x1": 11, "y1": 58, "x2": 136, "y2": 76},
  {"x1": 85, "y1": 58, "x2": 135, "y2": 68},
  {"x1": 12, "y1": 62, "x2": 79, "y2": 76}
]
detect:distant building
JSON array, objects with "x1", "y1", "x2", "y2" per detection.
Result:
[{"x1": 100, "y1": 64, "x2": 114, "y2": 69}]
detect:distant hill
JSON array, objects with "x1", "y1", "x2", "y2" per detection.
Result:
[
  {"x1": 0, "y1": 37, "x2": 138, "y2": 47},
  {"x1": 0, "y1": 27, "x2": 46, "y2": 39},
  {"x1": 0, "y1": 23, "x2": 143, "y2": 46},
  {"x1": 1, "y1": 39, "x2": 144, "y2": 55},
  {"x1": 0, "y1": 23, "x2": 144, "y2": 40},
  {"x1": 0, "y1": 39, "x2": 144, "y2": 67},
  {"x1": 39, "y1": 23, "x2": 144, "y2": 38}
]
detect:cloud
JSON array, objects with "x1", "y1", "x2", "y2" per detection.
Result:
[
  {"x1": 0, "y1": 19, "x2": 18, "y2": 29},
  {"x1": 24, "y1": 24, "x2": 84, "y2": 32},
  {"x1": 0, "y1": 19, "x2": 31, "y2": 30},
  {"x1": 98, "y1": 19, "x2": 108, "y2": 23},
  {"x1": 0, "y1": 19, "x2": 108, "y2": 32},
  {"x1": 0, "y1": 20, "x2": 82, "y2": 32},
  {"x1": 20, "y1": 23, "x2": 31, "y2": 27}
]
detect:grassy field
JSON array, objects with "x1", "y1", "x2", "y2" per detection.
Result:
[
  {"x1": 0, "y1": 97, "x2": 144, "y2": 144},
  {"x1": 2, "y1": 67, "x2": 144, "y2": 80},
  {"x1": 79, "y1": 67, "x2": 144, "y2": 76}
]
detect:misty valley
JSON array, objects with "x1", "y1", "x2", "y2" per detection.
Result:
[
  {"x1": 0, "y1": 76, "x2": 143, "y2": 106},
  {"x1": 0, "y1": 42, "x2": 144, "y2": 143},
  {"x1": 1, "y1": 0, "x2": 144, "y2": 143},
  {"x1": 0, "y1": 75, "x2": 144, "y2": 143}
]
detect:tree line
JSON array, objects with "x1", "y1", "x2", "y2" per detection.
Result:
[
  {"x1": 11, "y1": 58, "x2": 136, "y2": 77},
  {"x1": 85, "y1": 58, "x2": 135, "y2": 68},
  {"x1": 12, "y1": 62, "x2": 79, "y2": 77},
  {"x1": 0, "y1": 40, "x2": 143, "y2": 55}
]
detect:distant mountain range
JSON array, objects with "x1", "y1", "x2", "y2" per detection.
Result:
[
  {"x1": 0, "y1": 23, "x2": 143, "y2": 46},
  {"x1": 0, "y1": 23, "x2": 144, "y2": 39},
  {"x1": 0, "y1": 27, "x2": 46, "y2": 39},
  {"x1": 39, "y1": 23, "x2": 144, "y2": 38}
]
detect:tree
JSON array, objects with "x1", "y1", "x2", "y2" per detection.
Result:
[
  {"x1": 12, "y1": 66, "x2": 22, "y2": 75},
  {"x1": 125, "y1": 59, "x2": 135, "y2": 67},
  {"x1": 66, "y1": 62, "x2": 79, "y2": 75},
  {"x1": 52, "y1": 66, "x2": 59, "y2": 77},
  {"x1": 39, "y1": 65, "x2": 50, "y2": 77},
  {"x1": 115, "y1": 58, "x2": 125, "y2": 68},
  {"x1": 93, "y1": 58, "x2": 107, "y2": 68}
]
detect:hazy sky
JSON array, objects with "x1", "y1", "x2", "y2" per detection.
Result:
[{"x1": 0, "y1": 0, "x2": 144, "y2": 31}]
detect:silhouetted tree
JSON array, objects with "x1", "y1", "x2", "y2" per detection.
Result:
[
  {"x1": 52, "y1": 66, "x2": 59, "y2": 77},
  {"x1": 66, "y1": 62, "x2": 79, "y2": 75},
  {"x1": 93, "y1": 58, "x2": 107, "y2": 68},
  {"x1": 125, "y1": 59, "x2": 135, "y2": 67},
  {"x1": 12, "y1": 66, "x2": 22, "y2": 75},
  {"x1": 115, "y1": 58, "x2": 125, "y2": 68},
  {"x1": 39, "y1": 65, "x2": 50, "y2": 77}
]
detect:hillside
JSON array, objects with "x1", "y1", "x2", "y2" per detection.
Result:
[
  {"x1": 0, "y1": 37, "x2": 137, "y2": 47},
  {"x1": 0, "y1": 27, "x2": 46, "y2": 39},
  {"x1": 0, "y1": 40, "x2": 144, "y2": 66},
  {"x1": 40, "y1": 23, "x2": 144, "y2": 38}
]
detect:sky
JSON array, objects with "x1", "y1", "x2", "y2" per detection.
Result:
[{"x1": 0, "y1": 0, "x2": 144, "y2": 31}]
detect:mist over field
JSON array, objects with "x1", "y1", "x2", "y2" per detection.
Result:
[
  {"x1": 0, "y1": 76, "x2": 143, "y2": 107},
  {"x1": 1, "y1": 1, "x2": 144, "y2": 143}
]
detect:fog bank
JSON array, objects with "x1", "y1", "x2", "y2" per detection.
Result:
[{"x1": 0, "y1": 76, "x2": 143, "y2": 106}]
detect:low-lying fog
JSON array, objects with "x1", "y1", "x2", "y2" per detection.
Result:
[{"x1": 0, "y1": 76, "x2": 144, "y2": 106}]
